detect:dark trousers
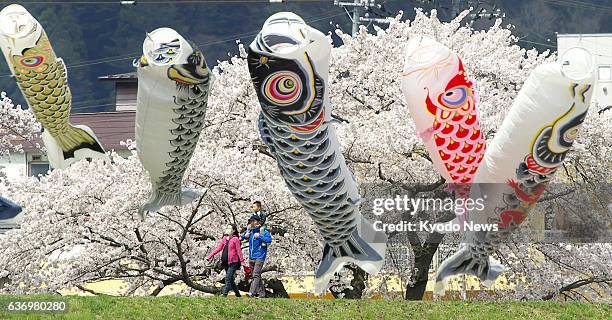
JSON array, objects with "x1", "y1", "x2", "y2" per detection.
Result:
[
  {"x1": 223, "y1": 262, "x2": 241, "y2": 296},
  {"x1": 249, "y1": 259, "x2": 266, "y2": 297}
]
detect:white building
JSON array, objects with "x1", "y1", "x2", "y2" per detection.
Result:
[
  {"x1": 0, "y1": 111, "x2": 135, "y2": 179},
  {"x1": 0, "y1": 72, "x2": 138, "y2": 180},
  {"x1": 557, "y1": 33, "x2": 612, "y2": 110}
]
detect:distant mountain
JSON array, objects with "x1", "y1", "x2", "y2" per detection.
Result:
[{"x1": 0, "y1": 0, "x2": 609, "y2": 113}]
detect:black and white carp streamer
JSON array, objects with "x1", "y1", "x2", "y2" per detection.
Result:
[{"x1": 248, "y1": 12, "x2": 387, "y2": 293}]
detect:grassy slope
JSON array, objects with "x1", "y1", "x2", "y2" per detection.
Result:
[{"x1": 0, "y1": 295, "x2": 609, "y2": 320}]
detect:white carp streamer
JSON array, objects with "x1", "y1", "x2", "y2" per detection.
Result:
[
  {"x1": 134, "y1": 28, "x2": 213, "y2": 218},
  {"x1": 434, "y1": 48, "x2": 595, "y2": 295},
  {"x1": 248, "y1": 12, "x2": 387, "y2": 293}
]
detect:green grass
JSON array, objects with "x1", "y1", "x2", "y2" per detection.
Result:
[{"x1": 0, "y1": 295, "x2": 609, "y2": 320}]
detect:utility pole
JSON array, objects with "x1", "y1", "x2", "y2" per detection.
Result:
[
  {"x1": 352, "y1": 0, "x2": 362, "y2": 35},
  {"x1": 467, "y1": 2, "x2": 503, "y2": 27},
  {"x1": 334, "y1": 0, "x2": 390, "y2": 36}
]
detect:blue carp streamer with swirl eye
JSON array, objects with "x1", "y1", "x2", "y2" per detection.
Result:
[{"x1": 248, "y1": 12, "x2": 387, "y2": 293}]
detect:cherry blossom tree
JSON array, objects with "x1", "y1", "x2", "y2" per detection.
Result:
[
  {"x1": 0, "y1": 91, "x2": 40, "y2": 158},
  {"x1": 495, "y1": 106, "x2": 612, "y2": 302},
  {"x1": 0, "y1": 9, "x2": 609, "y2": 301}
]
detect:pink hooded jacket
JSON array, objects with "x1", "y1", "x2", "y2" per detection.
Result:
[{"x1": 207, "y1": 235, "x2": 245, "y2": 265}]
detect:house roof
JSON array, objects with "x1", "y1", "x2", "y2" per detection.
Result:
[
  {"x1": 98, "y1": 72, "x2": 137, "y2": 82},
  {"x1": 557, "y1": 33, "x2": 612, "y2": 38},
  {"x1": 21, "y1": 111, "x2": 136, "y2": 152}
]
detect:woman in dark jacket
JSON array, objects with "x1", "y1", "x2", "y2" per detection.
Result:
[{"x1": 207, "y1": 224, "x2": 245, "y2": 297}]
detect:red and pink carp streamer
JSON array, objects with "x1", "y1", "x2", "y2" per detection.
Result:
[{"x1": 401, "y1": 37, "x2": 486, "y2": 227}]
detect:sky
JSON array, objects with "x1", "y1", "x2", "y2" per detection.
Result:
[{"x1": 0, "y1": 0, "x2": 610, "y2": 112}]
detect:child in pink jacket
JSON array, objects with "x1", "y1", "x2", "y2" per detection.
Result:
[{"x1": 207, "y1": 224, "x2": 245, "y2": 297}]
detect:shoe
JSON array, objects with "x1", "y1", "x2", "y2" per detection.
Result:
[{"x1": 246, "y1": 293, "x2": 253, "y2": 298}]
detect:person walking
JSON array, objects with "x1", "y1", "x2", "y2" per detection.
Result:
[
  {"x1": 207, "y1": 224, "x2": 245, "y2": 297},
  {"x1": 242, "y1": 215, "x2": 272, "y2": 298}
]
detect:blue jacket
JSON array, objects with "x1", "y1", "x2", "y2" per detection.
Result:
[{"x1": 241, "y1": 227, "x2": 272, "y2": 260}]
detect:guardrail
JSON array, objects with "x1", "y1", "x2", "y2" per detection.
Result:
[{"x1": 0, "y1": 224, "x2": 19, "y2": 234}]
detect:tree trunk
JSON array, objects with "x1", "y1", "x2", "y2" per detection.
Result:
[
  {"x1": 265, "y1": 278, "x2": 290, "y2": 298},
  {"x1": 235, "y1": 277, "x2": 289, "y2": 298},
  {"x1": 330, "y1": 265, "x2": 367, "y2": 299},
  {"x1": 404, "y1": 254, "x2": 432, "y2": 300},
  {"x1": 405, "y1": 233, "x2": 444, "y2": 300},
  {"x1": 150, "y1": 278, "x2": 179, "y2": 296}
]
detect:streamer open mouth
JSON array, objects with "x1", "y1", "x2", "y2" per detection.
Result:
[
  {"x1": 261, "y1": 13, "x2": 308, "y2": 54},
  {"x1": 0, "y1": 5, "x2": 38, "y2": 38},
  {"x1": 263, "y1": 34, "x2": 302, "y2": 53}
]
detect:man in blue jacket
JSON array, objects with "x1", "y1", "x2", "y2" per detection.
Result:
[{"x1": 242, "y1": 214, "x2": 272, "y2": 298}]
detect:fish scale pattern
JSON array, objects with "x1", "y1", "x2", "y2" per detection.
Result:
[
  {"x1": 155, "y1": 83, "x2": 209, "y2": 195},
  {"x1": 258, "y1": 115, "x2": 358, "y2": 248},
  {"x1": 425, "y1": 59, "x2": 486, "y2": 184},
  {"x1": 16, "y1": 58, "x2": 97, "y2": 150},
  {"x1": 15, "y1": 59, "x2": 70, "y2": 136}
]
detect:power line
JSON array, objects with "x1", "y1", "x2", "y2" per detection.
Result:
[
  {"x1": 0, "y1": 10, "x2": 346, "y2": 79},
  {"x1": 0, "y1": 0, "x2": 330, "y2": 4},
  {"x1": 334, "y1": 0, "x2": 392, "y2": 36},
  {"x1": 57, "y1": 11, "x2": 350, "y2": 111},
  {"x1": 1, "y1": 10, "x2": 347, "y2": 111},
  {"x1": 438, "y1": 0, "x2": 610, "y2": 54},
  {"x1": 541, "y1": 0, "x2": 612, "y2": 13},
  {"x1": 0, "y1": 0, "x2": 334, "y2": 4},
  {"x1": 517, "y1": 39, "x2": 556, "y2": 48},
  {"x1": 517, "y1": 33, "x2": 612, "y2": 59}
]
